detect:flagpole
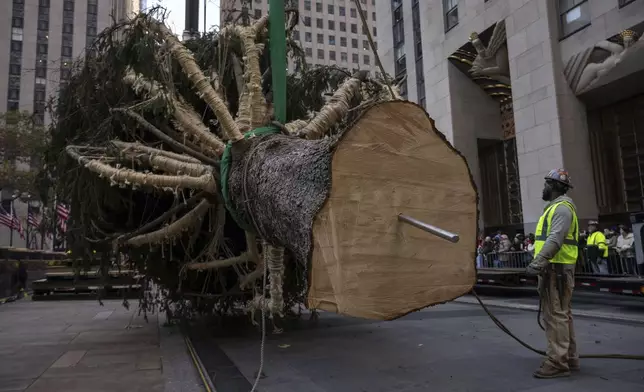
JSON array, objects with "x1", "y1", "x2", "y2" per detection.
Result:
[
  {"x1": 25, "y1": 203, "x2": 30, "y2": 249},
  {"x1": 9, "y1": 198, "x2": 15, "y2": 247},
  {"x1": 52, "y1": 196, "x2": 58, "y2": 251},
  {"x1": 40, "y1": 200, "x2": 45, "y2": 250}
]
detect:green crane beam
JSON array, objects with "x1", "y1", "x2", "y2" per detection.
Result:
[{"x1": 268, "y1": 0, "x2": 287, "y2": 123}]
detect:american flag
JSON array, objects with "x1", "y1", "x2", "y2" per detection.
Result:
[
  {"x1": 56, "y1": 203, "x2": 70, "y2": 232},
  {"x1": 27, "y1": 205, "x2": 41, "y2": 228},
  {"x1": 0, "y1": 206, "x2": 25, "y2": 239}
]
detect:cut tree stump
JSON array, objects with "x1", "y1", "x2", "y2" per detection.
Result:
[
  {"x1": 307, "y1": 101, "x2": 478, "y2": 320},
  {"x1": 227, "y1": 101, "x2": 478, "y2": 321}
]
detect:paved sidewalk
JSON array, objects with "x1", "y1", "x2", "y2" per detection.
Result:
[
  {"x1": 454, "y1": 295, "x2": 644, "y2": 324},
  {"x1": 0, "y1": 299, "x2": 203, "y2": 392},
  {"x1": 213, "y1": 302, "x2": 644, "y2": 392}
]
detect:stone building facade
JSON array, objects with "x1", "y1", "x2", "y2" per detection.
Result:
[
  {"x1": 221, "y1": 0, "x2": 381, "y2": 73},
  {"x1": 0, "y1": 0, "x2": 138, "y2": 248},
  {"x1": 377, "y1": 0, "x2": 644, "y2": 234}
]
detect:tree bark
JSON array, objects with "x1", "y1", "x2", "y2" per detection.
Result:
[{"x1": 227, "y1": 133, "x2": 333, "y2": 266}]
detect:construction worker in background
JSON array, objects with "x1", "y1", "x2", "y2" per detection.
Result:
[
  {"x1": 586, "y1": 221, "x2": 608, "y2": 274},
  {"x1": 526, "y1": 169, "x2": 579, "y2": 379}
]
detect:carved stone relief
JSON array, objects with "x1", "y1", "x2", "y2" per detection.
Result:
[{"x1": 564, "y1": 29, "x2": 644, "y2": 95}]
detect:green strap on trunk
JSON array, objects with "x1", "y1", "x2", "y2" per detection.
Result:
[{"x1": 220, "y1": 126, "x2": 280, "y2": 231}]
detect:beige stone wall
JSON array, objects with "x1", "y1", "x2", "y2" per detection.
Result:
[{"x1": 373, "y1": 0, "x2": 644, "y2": 231}]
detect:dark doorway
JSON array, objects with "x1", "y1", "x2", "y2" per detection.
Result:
[{"x1": 478, "y1": 138, "x2": 523, "y2": 231}]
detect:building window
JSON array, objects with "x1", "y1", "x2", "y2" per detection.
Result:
[
  {"x1": 339, "y1": 6, "x2": 345, "y2": 16},
  {"x1": 62, "y1": 45, "x2": 72, "y2": 56},
  {"x1": 317, "y1": 33, "x2": 323, "y2": 44},
  {"x1": 330, "y1": 51, "x2": 336, "y2": 60},
  {"x1": 304, "y1": 0, "x2": 311, "y2": 11},
  {"x1": 305, "y1": 32, "x2": 312, "y2": 42},
  {"x1": 372, "y1": 12, "x2": 376, "y2": 21},
  {"x1": 352, "y1": 38, "x2": 358, "y2": 48},
  {"x1": 38, "y1": 44, "x2": 48, "y2": 54},
  {"x1": 317, "y1": 49, "x2": 324, "y2": 59},
  {"x1": 305, "y1": 47, "x2": 312, "y2": 56},
  {"x1": 329, "y1": 35, "x2": 335, "y2": 45},
  {"x1": 328, "y1": 4, "x2": 334, "y2": 14},
  {"x1": 351, "y1": 24, "x2": 357, "y2": 33},
  {"x1": 340, "y1": 37, "x2": 347, "y2": 47},
  {"x1": 341, "y1": 52, "x2": 348, "y2": 62},
  {"x1": 316, "y1": 18, "x2": 323, "y2": 28},
  {"x1": 618, "y1": 0, "x2": 637, "y2": 7},
  {"x1": 364, "y1": 55, "x2": 370, "y2": 65},
  {"x1": 559, "y1": 0, "x2": 591, "y2": 38},
  {"x1": 8, "y1": 88, "x2": 20, "y2": 100},
  {"x1": 12, "y1": 17, "x2": 23, "y2": 28},
  {"x1": 36, "y1": 67, "x2": 46, "y2": 78},
  {"x1": 63, "y1": 23, "x2": 73, "y2": 34},
  {"x1": 293, "y1": 30, "x2": 300, "y2": 40},
  {"x1": 304, "y1": 16, "x2": 311, "y2": 26},
  {"x1": 340, "y1": 22, "x2": 346, "y2": 32},
  {"x1": 254, "y1": 9, "x2": 261, "y2": 18},
  {"x1": 350, "y1": 8, "x2": 357, "y2": 18},
  {"x1": 10, "y1": 64, "x2": 21, "y2": 75},
  {"x1": 352, "y1": 53, "x2": 359, "y2": 63},
  {"x1": 10, "y1": 40, "x2": 22, "y2": 52},
  {"x1": 328, "y1": 20, "x2": 335, "y2": 30},
  {"x1": 316, "y1": 2, "x2": 322, "y2": 12},
  {"x1": 444, "y1": 0, "x2": 458, "y2": 32},
  {"x1": 373, "y1": 27, "x2": 377, "y2": 36},
  {"x1": 8, "y1": 101, "x2": 19, "y2": 111}
]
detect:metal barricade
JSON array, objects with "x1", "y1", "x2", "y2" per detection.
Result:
[
  {"x1": 478, "y1": 249, "x2": 642, "y2": 277},
  {"x1": 576, "y1": 248, "x2": 641, "y2": 276},
  {"x1": 479, "y1": 251, "x2": 532, "y2": 269}
]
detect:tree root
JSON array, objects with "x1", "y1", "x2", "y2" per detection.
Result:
[
  {"x1": 149, "y1": 21, "x2": 243, "y2": 142},
  {"x1": 127, "y1": 199, "x2": 211, "y2": 246},
  {"x1": 66, "y1": 146, "x2": 218, "y2": 192}
]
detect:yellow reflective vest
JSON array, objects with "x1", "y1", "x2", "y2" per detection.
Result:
[
  {"x1": 587, "y1": 231, "x2": 608, "y2": 258},
  {"x1": 533, "y1": 200, "x2": 579, "y2": 264}
]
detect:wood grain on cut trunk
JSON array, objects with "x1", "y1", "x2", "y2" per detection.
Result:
[{"x1": 307, "y1": 101, "x2": 479, "y2": 321}]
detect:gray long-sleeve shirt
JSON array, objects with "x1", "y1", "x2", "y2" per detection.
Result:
[{"x1": 533, "y1": 195, "x2": 577, "y2": 271}]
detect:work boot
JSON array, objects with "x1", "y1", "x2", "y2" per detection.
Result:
[
  {"x1": 533, "y1": 363, "x2": 570, "y2": 379},
  {"x1": 568, "y1": 359, "x2": 580, "y2": 371}
]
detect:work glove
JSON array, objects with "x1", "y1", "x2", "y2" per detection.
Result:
[{"x1": 525, "y1": 256, "x2": 548, "y2": 276}]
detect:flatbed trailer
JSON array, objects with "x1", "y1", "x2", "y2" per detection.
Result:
[{"x1": 477, "y1": 268, "x2": 644, "y2": 296}]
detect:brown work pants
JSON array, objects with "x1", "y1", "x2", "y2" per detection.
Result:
[{"x1": 538, "y1": 266, "x2": 578, "y2": 370}]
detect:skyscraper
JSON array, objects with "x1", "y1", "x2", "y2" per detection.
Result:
[
  {"x1": 220, "y1": 0, "x2": 380, "y2": 74},
  {"x1": 0, "y1": 0, "x2": 135, "y2": 125}
]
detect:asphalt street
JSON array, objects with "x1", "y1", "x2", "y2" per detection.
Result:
[{"x1": 202, "y1": 293, "x2": 644, "y2": 392}]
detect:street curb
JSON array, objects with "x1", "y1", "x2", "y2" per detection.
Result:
[{"x1": 454, "y1": 296, "x2": 644, "y2": 325}]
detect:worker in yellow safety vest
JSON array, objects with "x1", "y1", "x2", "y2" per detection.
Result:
[
  {"x1": 526, "y1": 169, "x2": 579, "y2": 379},
  {"x1": 586, "y1": 220, "x2": 608, "y2": 274}
]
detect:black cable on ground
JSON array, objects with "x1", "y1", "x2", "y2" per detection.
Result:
[{"x1": 471, "y1": 289, "x2": 644, "y2": 360}]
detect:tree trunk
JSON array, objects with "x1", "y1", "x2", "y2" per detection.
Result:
[
  {"x1": 227, "y1": 133, "x2": 333, "y2": 266},
  {"x1": 227, "y1": 101, "x2": 479, "y2": 321}
]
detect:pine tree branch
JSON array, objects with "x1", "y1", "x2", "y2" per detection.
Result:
[
  {"x1": 127, "y1": 198, "x2": 211, "y2": 246},
  {"x1": 149, "y1": 21, "x2": 243, "y2": 142}
]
